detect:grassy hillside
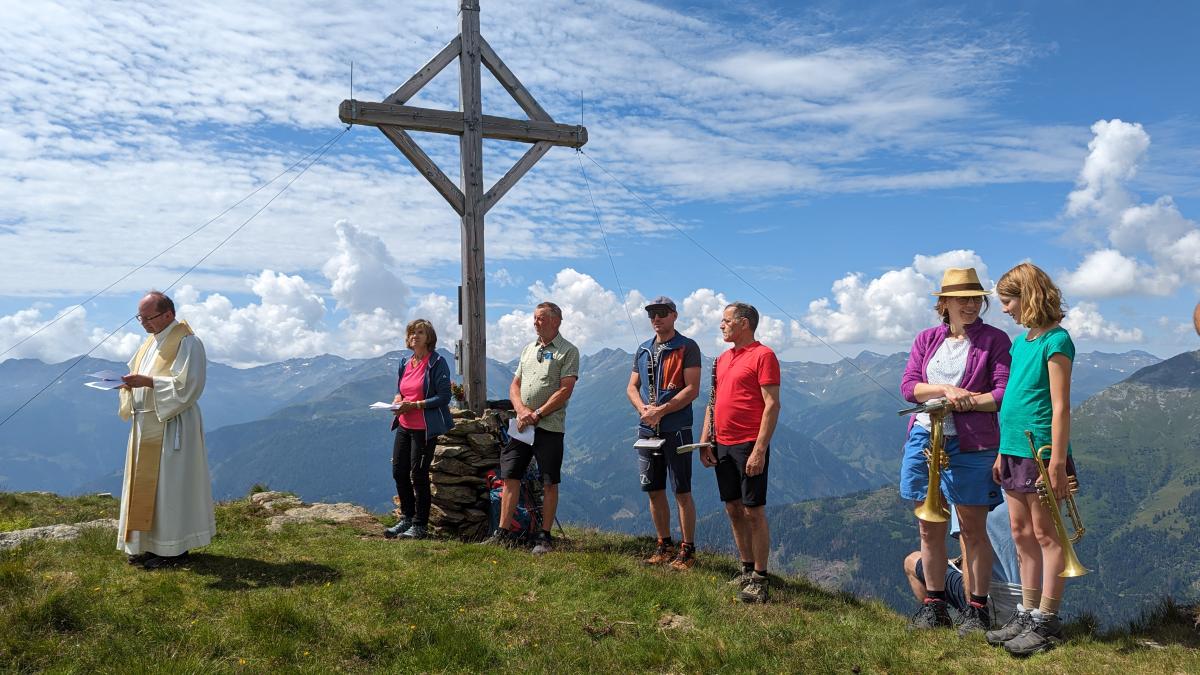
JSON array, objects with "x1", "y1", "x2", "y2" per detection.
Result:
[{"x1": 2, "y1": 493, "x2": 1198, "y2": 673}]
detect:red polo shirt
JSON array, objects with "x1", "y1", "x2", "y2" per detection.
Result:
[{"x1": 714, "y1": 341, "x2": 780, "y2": 445}]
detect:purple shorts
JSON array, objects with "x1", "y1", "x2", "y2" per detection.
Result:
[{"x1": 999, "y1": 454, "x2": 1078, "y2": 494}]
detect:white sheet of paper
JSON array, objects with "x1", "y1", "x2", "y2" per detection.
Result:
[
  {"x1": 369, "y1": 401, "x2": 403, "y2": 411},
  {"x1": 507, "y1": 418, "x2": 536, "y2": 445},
  {"x1": 86, "y1": 370, "x2": 124, "y2": 381},
  {"x1": 85, "y1": 380, "x2": 124, "y2": 391}
]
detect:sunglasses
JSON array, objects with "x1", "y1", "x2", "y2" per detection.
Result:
[
  {"x1": 135, "y1": 311, "x2": 167, "y2": 323},
  {"x1": 536, "y1": 349, "x2": 554, "y2": 363},
  {"x1": 646, "y1": 308, "x2": 672, "y2": 319}
]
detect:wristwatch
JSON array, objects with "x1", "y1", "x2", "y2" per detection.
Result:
[{"x1": 534, "y1": 407, "x2": 543, "y2": 418}]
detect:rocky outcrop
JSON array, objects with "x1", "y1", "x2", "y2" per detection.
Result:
[
  {"x1": 0, "y1": 519, "x2": 117, "y2": 551},
  {"x1": 253, "y1": 491, "x2": 384, "y2": 535}
]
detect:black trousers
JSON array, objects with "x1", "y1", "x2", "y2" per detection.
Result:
[{"x1": 393, "y1": 426, "x2": 434, "y2": 526}]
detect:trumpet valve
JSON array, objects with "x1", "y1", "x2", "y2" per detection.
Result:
[{"x1": 1068, "y1": 476, "x2": 1080, "y2": 494}]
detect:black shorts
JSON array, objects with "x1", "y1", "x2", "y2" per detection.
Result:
[
  {"x1": 637, "y1": 429, "x2": 693, "y2": 494},
  {"x1": 500, "y1": 428, "x2": 565, "y2": 485},
  {"x1": 714, "y1": 441, "x2": 769, "y2": 507},
  {"x1": 914, "y1": 558, "x2": 967, "y2": 613}
]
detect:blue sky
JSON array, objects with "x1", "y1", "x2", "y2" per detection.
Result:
[{"x1": 1, "y1": 0, "x2": 1197, "y2": 366}]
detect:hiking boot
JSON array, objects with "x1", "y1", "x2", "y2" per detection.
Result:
[
  {"x1": 1004, "y1": 613, "x2": 1063, "y2": 657},
  {"x1": 907, "y1": 599, "x2": 953, "y2": 630},
  {"x1": 738, "y1": 572, "x2": 769, "y2": 603},
  {"x1": 727, "y1": 569, "x2": 754, "y2": 587},
  {"x1": 669, "y1": 546, "x2": 696, "y2": 571},
  {"x1": 483, "y1": 528, "x2": 514, "y2": 547},
  {"x1": 986, "y1": 608, "x2": 1032, "y2": 646},
  {"x1": 384, "y1": 517, "x2": 413, "y2": 539},
  {"x1": 956, "y1": 602, "x2": 991, "y2": 637},
  {"x1": 531, "y1": 531, "x2": 554, "y2": 556},
  {"x1": 399, "y1": 524, "x2": 427, "y2": 540},
  {"x1": 643, "y1": 540, "x2": 675, "y2": 565}
]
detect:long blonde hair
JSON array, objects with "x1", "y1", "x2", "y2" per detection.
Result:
[{"x1": 996, "y1": 263, "x2": 1065, "y2": 328}]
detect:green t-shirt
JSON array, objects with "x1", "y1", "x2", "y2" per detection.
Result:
[{"x1": 998, "y1": 326, "x2": 1075, "y2": 458}]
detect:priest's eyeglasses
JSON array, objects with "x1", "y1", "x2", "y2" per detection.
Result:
[{"x1": 136, "y1": 311, "x2": 167, "y2": 323}]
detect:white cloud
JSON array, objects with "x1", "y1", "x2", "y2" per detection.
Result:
[
  {"x1": 322, "y1": 220, "x2": 409, "y2": 315},
  {"x1": 177, "y1": 274, "x2": 332, "y2": 367},
  {"x1": 0, "y1": 0, "x2": 1074, "y2": 300},
  {"x1": 1065, "y1": 119, "x2": 1149, "y2": 218},
  {"x1": 1062, "y1": 302, "x2": 1143, "y2": 343},
  {"x1": 804, "y1": 265, "x2": 934, "y2": 343},
  {"x1": 1058, "y1": 249, "x2": 1176, "y2": 298},
  {"x1": 0, "y1": 305, "x2": 141, "y2": 363},
  {"x1": 912, "y1": 250, "x2": 992, "y2": 290},
  {"x1": 1061, "y1": 119, "x2": 1200, "y2": 298},
  {"x1": 483, "y1": 270, "x2": 821, "y2": 360}
]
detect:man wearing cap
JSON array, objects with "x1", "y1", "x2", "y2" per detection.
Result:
[{"x1": 625, "y1": 296, "x2": 702, "y2": 570}]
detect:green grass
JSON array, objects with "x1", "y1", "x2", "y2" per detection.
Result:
[
  {"x1": 1, "y1": 494, "x2": 1198, "y2": 673},
  {"x1": 0, "y1": 492, "x2": 119, "y2": 531}
]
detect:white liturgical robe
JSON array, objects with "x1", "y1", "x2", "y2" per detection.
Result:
[{"x1": 116, "y1": 320, "x2": 216, "y2": 556}]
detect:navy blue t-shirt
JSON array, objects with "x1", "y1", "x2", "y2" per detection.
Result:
[{"x1": 632, "y1": 332, "x2": 702, "y2": 434}]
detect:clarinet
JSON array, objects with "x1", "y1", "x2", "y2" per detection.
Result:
[
  {"x1": 676, "y1": 357, "x2": 717, "y2": 455},
  {"x1": 707, "y1": 357, "x2": 717, "y2": 445}
]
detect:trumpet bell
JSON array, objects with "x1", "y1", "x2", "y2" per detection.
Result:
[
  {"x1": 1060, "y1": 550, "x2": 1090, "y2": 578},
  {"x1": 913, "y1": 499, "x2": 949, "y2": 523}
]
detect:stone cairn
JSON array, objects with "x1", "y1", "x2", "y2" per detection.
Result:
[{"x1": 420, "y1": 407, "x2": 511, "y2": 540}]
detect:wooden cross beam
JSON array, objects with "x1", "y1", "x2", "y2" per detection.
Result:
[{"x1": 339, "y1": 0, "x2": 588, "y2": 413}]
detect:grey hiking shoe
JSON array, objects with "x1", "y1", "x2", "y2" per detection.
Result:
[
  {"x1": 483, "y1": 528, "x2": 515, "y2": 547},
  {"x1": 384, "y1": 517, "x2": 412, "y2": 539},
  {"x1": 1004, "y1": 613, "x2": 1063, "y2": 657},
  {"x1": 956, "y1": 603, "x2": 991, "y2": 637},
  {"x1": 531, "y1": 531, "x2": 554, "y2": 555},
  {"x1": 738, "y1": 572, "x2": 769, "y2": 603},
  {"x1": 399, "y1": 524, "x2": 427, "y2": 540},
  {"x1": 907, "y1": 599, "x2": 952, "y2": 630},
  {"x1": 727, "y1": 570, "x2": 754, "y2": 587},
  {"x1": 986, "y1": 608, "x2": 1032, "y2": 646}
]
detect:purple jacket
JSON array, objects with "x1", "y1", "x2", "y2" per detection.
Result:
[{"x1": 900, "y1": 319, "x2": 1011, "y2": 451}]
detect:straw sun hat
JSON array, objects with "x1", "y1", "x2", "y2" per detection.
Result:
[{"x1": 932, "y1": 267, "x2": 990, "y2": 297}]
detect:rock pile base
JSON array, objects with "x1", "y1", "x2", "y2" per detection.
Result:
[{"x1": 425, "y1": 408, "x2": 510, "y2": 540}]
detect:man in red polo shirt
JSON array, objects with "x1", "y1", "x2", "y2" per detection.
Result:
[{"x1": 699, "y1": 302, "x2": 781, "y2": 603}]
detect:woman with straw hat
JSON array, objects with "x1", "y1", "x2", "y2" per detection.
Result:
[{"x1": 899, "y1": 268, "x2": 1012, "y2": 635}]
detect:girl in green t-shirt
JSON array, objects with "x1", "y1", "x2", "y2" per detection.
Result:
[{"x1": 988, "y1": 262, "x2": 1078, "y2": 656}]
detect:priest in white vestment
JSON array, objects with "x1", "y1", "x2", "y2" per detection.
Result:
[{"x1": 117, "y1": 291, "x2": 215, "y2": 569}]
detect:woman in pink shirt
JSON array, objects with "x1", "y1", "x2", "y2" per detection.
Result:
[{"x1": 384, "y1": 319, "x2": 454, "y2": 540}]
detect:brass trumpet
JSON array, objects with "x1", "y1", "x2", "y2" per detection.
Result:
[
  {"x1": 898, "y1": 400, "x2": 951, "y2": 523},
  {"x1": 1025, "y1": 430, "x2": 1089, "y2": 578}
]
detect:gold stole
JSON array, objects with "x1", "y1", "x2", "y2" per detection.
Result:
[{"x1": 119, "y1": 321, "x2": 194, "y2": 542}]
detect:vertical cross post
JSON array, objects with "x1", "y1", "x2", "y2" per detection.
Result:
[{"x1": 458, "y1": 0, "x2": 487, "y2": 413}]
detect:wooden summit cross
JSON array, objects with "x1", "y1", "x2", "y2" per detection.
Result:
[{"x1": 339, "y1": 0, "x2": 587, "y2": 413}]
